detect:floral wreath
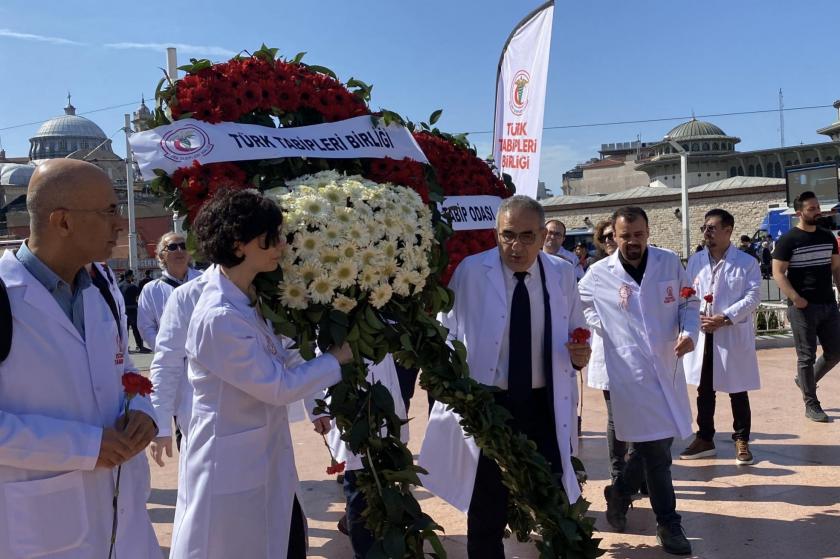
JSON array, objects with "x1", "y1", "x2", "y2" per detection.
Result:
[{"x1": 143, "y1": 45, "x2": 599, "y2": 558}]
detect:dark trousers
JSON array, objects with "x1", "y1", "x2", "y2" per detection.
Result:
[
  {"x1": 467, "y1": 388, "x2": 563, "y2": 559},
  {"x1": 173, "y1": 417, "x2": 183, "y2": 451},
  {"x1": 394, "y1": 363, "x2": 434, "y2": 416},
  {"x1": 603, "y1": 391, "x2": 644, "y2": 486},
  {"x1": 343, "y1": 470, "x2": 374, "y2": 559},
  {"x1": 287, "y1": 497, "x2": 306, "y2": 559},
  {"x1": 125, "y1": 309, "x2": 144, "y2": 350},
  {"x1": 696, "y1": 334, "x2": 751, "y2": 441},
  {"x1": 788, "y1": 304, "x2": 840, "y2": 407},
  {"x1": 613, "y1": 437, "x2": 681, "y2": 529}
]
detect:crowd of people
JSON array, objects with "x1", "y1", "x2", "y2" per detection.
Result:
[{"x1": 1, "y1": 158, "x2": 838, "y2": 558}]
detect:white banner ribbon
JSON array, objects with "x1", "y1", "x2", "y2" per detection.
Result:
[
  {"x1": 129, "y1": 115, "x2": 429, "y2": 180},
  {"x1": 440, "y1": 196, "x2": 502, "y2": 231}
]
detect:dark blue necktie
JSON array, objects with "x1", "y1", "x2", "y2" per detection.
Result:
[{"x1": 509, "y1": 271, "x2": 532, "y2": 407}]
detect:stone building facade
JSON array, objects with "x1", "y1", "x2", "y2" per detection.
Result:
[{"x1": 543, "y1": 176, "x2": 786, "y2": 258}]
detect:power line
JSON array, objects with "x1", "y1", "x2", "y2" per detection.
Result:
[
  {"x1": 0, "y1": 99, "x2": 146, "y2": 132},
  {"x1": 464, "y1": 104, "x2": 835, "y2": 135}
]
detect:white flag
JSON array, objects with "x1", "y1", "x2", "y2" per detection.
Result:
[{"x1": 492, "y1": 1, "x2": 554, "y2": 199}]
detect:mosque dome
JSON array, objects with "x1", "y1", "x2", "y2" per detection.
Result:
[
  {"x1": 0, "y1": 163, "x2": 35, "y2": 186},
  {"x1": 28, "y1": 95, "x2": 114, "y2": 160},
  {"x1": 665, "y1": 119, "x2": 727, "y2": 140}
]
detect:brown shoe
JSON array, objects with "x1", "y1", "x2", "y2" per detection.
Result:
[
  {"x1": 735, "y1": 440, "x2": 754, "y2": 465},
  {"x1": 679, "y1": 437, "x2": 716, "y2": 459}
]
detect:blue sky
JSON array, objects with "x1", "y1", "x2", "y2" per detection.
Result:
[{"x1": 2, "y1": 0, "x2": 839, "y2": 194}]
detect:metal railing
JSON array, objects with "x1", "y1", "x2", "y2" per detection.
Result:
[{"x1": 755, "y1": 302, "x2": 789, "y2": 335}]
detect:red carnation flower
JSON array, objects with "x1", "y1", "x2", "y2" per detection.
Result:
[
  {"x1": 121, "y1": 372, "x2": 153, "y2": 397},
  {"x1": 570, "y1": 327, "x2": 591, "y2": 344},
  {"x1": 680, "y1": 287, "x2": 696, "y2": 299},
  {"x1": 703, "y1": 294, "x2": 713, "y2": 303}
]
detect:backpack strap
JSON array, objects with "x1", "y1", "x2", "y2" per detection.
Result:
[
  {"x1": 0, "y1": 278, "x2": 11, "y2": 363},
  {"x1": 158, "y1": 275, "x2": 182, "y2": 290},
  {"x1": 90, "y1": 264, "x2": 121, "y2": 342}
]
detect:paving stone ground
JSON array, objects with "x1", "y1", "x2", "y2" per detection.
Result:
[{"x1": 136, "y1": 346, "x2": 840, "y2": 559}]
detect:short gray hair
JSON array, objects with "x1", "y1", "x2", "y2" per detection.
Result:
[
  {"x1": 496, "y1": 195, "x2": 545, "y2": 228},
  {"x1": 156, "y1": 231, "x2": 183, "y2": 270}
]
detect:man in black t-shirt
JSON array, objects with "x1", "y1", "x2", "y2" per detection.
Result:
[{"x1": 772, "y1": 191, "x2": 840, "y2": 422}]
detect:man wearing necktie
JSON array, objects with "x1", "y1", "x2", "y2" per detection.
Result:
[{"x1": 419, "y1": 195, "x2": 591, "y2": 558}]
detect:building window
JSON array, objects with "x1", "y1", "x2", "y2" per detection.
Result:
[
  {"x1": 702, "y1": 142, "x2": 710, "y2": 151},
  {"x1": 738, "y1": 166, "x2": 744, "y2": 175},
  {"x1": 730, "y1": 166, "x2": 737, "y2": 177},
  {"x1": 775, "y1": 162, "x2": 782, "y2": 177},
  {"x1": 756, "y1": 164, "x2": 763, "y2": 176},
  {"x1": 805, "y1": 158, "x2": 812, "y2": 164},
  {"x1": 691, "y1": 143, "x2": 699, "y2": 151},
  {"x1": 712, "y1": 142, "x2": 719, "y2": 150},
  {"x1": 707, "y1": 173, "x2": 711, "y2": 176},
  {"x1": 748, "y1": 165, "x2": 755, "y2": 176},
  {"x1": 682, "y1": 143, "x2": 689, "y2": 152}
]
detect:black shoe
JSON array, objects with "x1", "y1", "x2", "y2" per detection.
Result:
[
  {"x1": 137, "y1": 347, "x2": 152, "y2": 354},
  {"x1": 337, "y1": 513, "x2": 349, "y2": 535},
  {"x1": 805, "y1": 403, "x2": 829, "y2": 422},
  {"x1": 639, "y1": 480, "x2": 649, "y2": 496},
  {"x1": 657, "y1": 524, "x2": 692, "y2": 555},
  {"x1": 794, "y1": 376, "x2": 800, "y2": 389},
  {"x1": 603, "y1": 485, "x2": 630, "y2": 532}
]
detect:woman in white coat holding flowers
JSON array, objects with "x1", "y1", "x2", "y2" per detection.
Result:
[{"x1": 169, "y1": 189, "x2": 352, "y2": 559}]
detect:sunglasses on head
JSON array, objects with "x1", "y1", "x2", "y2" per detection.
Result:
[
  {"x1": 164, "y1": 242, "x2": 187, "y2": 252},
  {"x1": 599, "y1": 232, "x2": 614, "y2": 242}
]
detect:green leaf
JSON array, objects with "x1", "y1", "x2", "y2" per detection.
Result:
[
  {"x1": 429, "y1": 109, "x2": 443, "y2": 125},
  {"x1": 305, "y1": 64, "x2": 337, "y2": 80},
  {"x1": 292, "y1": 51, "x2": 306, "y2": 64},
  {"x1": 382, "y1": 525, "x2": 406, "y2": 558}
]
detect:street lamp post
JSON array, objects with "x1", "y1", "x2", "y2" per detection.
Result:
[
  {"x1": 666, "y1": 135, "x2": 690, "y2": 259},
  {"x1": 124, "y1": 114, "x2": 138, "y2": 272}
]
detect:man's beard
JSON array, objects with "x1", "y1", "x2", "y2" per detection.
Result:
[
  {"x1": 623, "y1": 244, "x2": 643, "y2": 261},
  {"x1": 801, "y1": 214, "x2": 819, "y2": 226}
]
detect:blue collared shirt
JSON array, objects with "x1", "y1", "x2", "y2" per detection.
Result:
[{"x1": 15, "y1": 241, "x2": 90, "y2": 339}]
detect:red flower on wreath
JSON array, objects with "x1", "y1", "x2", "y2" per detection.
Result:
[{"x1": 171, "y1": 161, "x2": 250, "y2": 222}]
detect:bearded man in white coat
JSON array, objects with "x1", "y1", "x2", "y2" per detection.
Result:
[
  {"x1": 681, "y1": 209, "x2": 761, "y2": 466},
  {"x1": 578, "y1": 206, "x2": 698, "y2": 556},
  {"x1": 419, "y1": 195, "x2": 591, "y2": 559},
  {"x1": 0, "y1": 159, "x2": 160, "y2": 558}
]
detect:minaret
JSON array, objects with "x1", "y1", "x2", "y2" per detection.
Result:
[{"x1": 132, "y1": 95, "x2": 152, "y2": 132}]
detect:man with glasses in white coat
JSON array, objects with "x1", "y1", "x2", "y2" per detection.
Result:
[
  {"x1": 681, "y1": 209, "x2": 761, "y2": 466},
  {"x1": 578, "y1": 206, "x2": 698, "y2": 555}
]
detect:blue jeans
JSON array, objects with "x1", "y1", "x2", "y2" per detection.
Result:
[
  {"x1": 343, "y1": 470, "x2": 374, "y2": 559},
  {"x1": 788, "y1": 303, "x2": 840, "y2": 407},
  {"x1": 614, "y1": 437, "x2": 680, "y2": 528}
]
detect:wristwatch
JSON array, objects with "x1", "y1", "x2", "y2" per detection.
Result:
[{"x1": 722, "y1": 315, "x2": 732, "y2": 325}]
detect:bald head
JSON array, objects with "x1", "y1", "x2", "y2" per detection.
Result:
[{"x1": 27, "y1": 159, "x2": 113, "y2": 230}]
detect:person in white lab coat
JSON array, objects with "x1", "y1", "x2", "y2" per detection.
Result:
[
  {"x1": 419, "y1": 195, "x2": 590, "y2": 559},
  {"x1": 0, "y1": 159, "x2": 160, "y2": 558},
  {"x1": 543, "y1": 218, "x2": 584, "y2": 280},
  {"x1": 169, "y1": 189, "x2": 352, "y2": 559},
  {"x1": 578, "y1": 206, "x2": 699, "y2": 556},
  {"x1": 587, "y1": 221, "x2": 645, "y2": 493},
  {"x1": 137, "y1": 232, "x2": 201, "y2": 351},
  {"x1": 681, "y1": 209, "x2": 761, "y2": 466}
]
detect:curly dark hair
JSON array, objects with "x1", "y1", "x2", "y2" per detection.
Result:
[{"x1": 193, "y1": 189, "x2": 283, "y2": 267}]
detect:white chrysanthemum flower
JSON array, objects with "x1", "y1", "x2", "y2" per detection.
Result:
[
  {"x1": 297, "y1": 260, "x2": 322, "y2": 285},
  {"x1": 320, "y1": 247, "x2": 341, "y2": 265},
  {"x1": 379, "y1": 240, "x2": 398, "y2": 261},
  {"x1": 322, "y1": 224, "x2": 344, "y2": 246},
  {"x1": 379, "y1": 259, "x2": 398, "y2": 279},
  {"x1": 340, "y1": 244, "x2": 357, "y2": 260},
  {"x1": 309, "y1": 274, "x2": 336, "y2": 305},
  {"x1": 279, "y1": 281, "x2": 309, "y2": 310},
  {"x1": 333, "y1": 294, "x2": 357, "y2": 314},
  {"x1": 347, "y1": 224, "x2": 369, "y2": 247},
  {"x1": 333, "y1": 259, "x2": 358, "y2": 289},
  {"x1": 321, "y1": 185, "x2": 346, "y2": 206},
  {"x1": 370, "y1": 283, "x2": 393, "y2": 309},
  {"x1": 392, "y1": 270, "x2": 413, "y2": 296},
  {"x1": 359, "y1": 268, "x2": 382, "y2": 290},
  {"x1": 334, "y1": 207, "x2": 355, "y2": 225},
  {"x1": 359, "y1": 247, "x2": 381, "y2": 268},
  {"x1": 293, "y1": 231, "x2": 321, "y2": 259},
  {"x1": 298, "y1": 195, "x2": 332, "y2": 219},
  {"x1": 407, "y1": 270, "x2": 426, "y2": 290}
]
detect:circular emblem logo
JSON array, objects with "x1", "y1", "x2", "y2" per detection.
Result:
[
  {"x1": 509, "y1": 69, "x2": 530, "y2": 116},
  {"x1": 160, "y1": 124, "x2": 214, "y2": 163}
]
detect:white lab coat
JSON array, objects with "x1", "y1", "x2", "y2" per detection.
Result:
[
  {"x1": 0, "y1": 251, "x2": 160, "y2": 559},
  {"x1": 137, "y1": 268, "x2": 201, "y2": 350},
  {"x1": 418, "y1": 249, "x2": 584, "y2": 512},
  {"x1": 683, "y1": 247, "x2": 762, "y2": 393},
  {"x1": 578, "y1": 247, "x2": 700, "y2": 443},
  {"x1": 169, "y1": 267, "x2": 341, "y2": 559},
  {"x1": 585, "y1": 331, "x2": 610, "y2": 390},
  {"x1": 326, "y1": 354, "x2": 408, "y2": 471}
]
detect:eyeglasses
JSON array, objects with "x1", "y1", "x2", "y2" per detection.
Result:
[
  {"x1": 58, "y1": 204, "x2": 128, "y2": 218},
  {"x1": 599, "y1": 232, "x2": 615, "y2": 242},
  {"x1": 700, "y1": 224, "x2": 719, "y2": 233},
  {"x1": 164, "y1": 242, "x2": 187, "y2": 252},
  {"x1": 499, "y1": 230, "x2": 538, "y2": 245}
]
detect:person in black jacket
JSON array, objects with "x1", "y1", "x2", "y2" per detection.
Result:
[{"x1": 119, "y1": 270, "x2": 149, "y2": 353}]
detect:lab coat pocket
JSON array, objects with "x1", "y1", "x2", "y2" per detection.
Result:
[
  {"x1": 212, "y1": 425, "x2": 269, "y2": 495},
  {"x1": 614, "y1": 345, "x2": 649, "y2": 382},
  {"x1": 4, "y1": 470, "x2": 89, "y2": 557}
]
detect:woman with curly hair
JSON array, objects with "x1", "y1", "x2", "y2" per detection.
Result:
[
  {"x1": 169, "y1": 189, "x2": 352, "y2": 559},
  {"x1": 592, "y1": 219, "x2": 617, "y2": 261}
]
